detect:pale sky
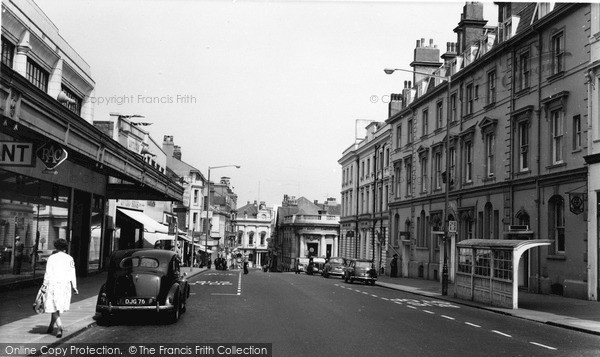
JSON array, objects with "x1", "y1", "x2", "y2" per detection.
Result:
[{"x1": 35, "y1": 0, "x2": 497, "y2": 207}]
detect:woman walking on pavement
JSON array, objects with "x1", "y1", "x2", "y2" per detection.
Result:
[{"x1": 43, "y1": 238, "x2": 78, "y2": 338}]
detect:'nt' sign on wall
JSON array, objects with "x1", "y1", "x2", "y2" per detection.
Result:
[{"x1": 0, "y1": 142, "x2": 34, "y2": 166}]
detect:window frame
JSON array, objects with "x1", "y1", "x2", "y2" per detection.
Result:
[{"x1": 551, "y1": 30, "x2": 565, "y2": 76}]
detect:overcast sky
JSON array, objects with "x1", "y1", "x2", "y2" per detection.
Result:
[{"x1": 35, "y1": 0, "x2": 497, "y2": 207}]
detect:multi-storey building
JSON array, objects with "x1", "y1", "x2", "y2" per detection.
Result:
[
  {"x1": 339, "y1": 122, "x2": 391, "y2": 272},
  {"x1": 94, "y1": 116, "x2": 179, "y2": 252},
  {"x1": 381, "y1": 2, "x2": 592, "y2": 300},
  {"x1": 0, "y1": 0, "x2": 181, "y2": 280},
  {"x1": 207, "y1": 176, "x2": 238, "y2": 265},
  {"x1": 585, "y1": 3, "x2": 600, "y2": 301},
  {"x1": 162, "y1": 135, "x2": 207, "y2": 264},
  {"x1": 232, "y1": 200, "x2": 274, "y2": 268},
  {"x1": 273, "y1": 195, "x2": 340, "y2": 271}
]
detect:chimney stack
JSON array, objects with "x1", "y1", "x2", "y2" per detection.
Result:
[{"x1": 173, "y1": 145, "x2": 182, "y2": 160}]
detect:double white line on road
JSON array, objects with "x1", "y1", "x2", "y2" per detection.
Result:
[{"x1": 211, "y1": 271, "x2": 242, "y2": 296}]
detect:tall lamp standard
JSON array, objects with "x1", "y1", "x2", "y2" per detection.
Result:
[
  {"x1": 205, "y1": 165, "x2": 241, "y2": 269},
  {"x1": 384, "y1": 67, "x2": 452, "y2": 295}
]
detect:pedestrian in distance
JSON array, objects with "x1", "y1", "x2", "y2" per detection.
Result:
[
  {"x1": 243, "y1": 256, "x2": 249, "y2": 274},
  {"x1": 390, "y1": 254, "x2": 398, "y2": 278},
  {"x1": 42, "y1": 238, "x2": 78, "y2": 338},
  {"x1": 12, "y1": 236, "x2": 24, "y2": 275}
]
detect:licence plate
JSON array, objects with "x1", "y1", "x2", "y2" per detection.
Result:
[{"x1": 120, "y1": 298, "x2": 152, "y2": 305}]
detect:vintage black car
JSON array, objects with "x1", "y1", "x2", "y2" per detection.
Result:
[
  {"x1": 322, "y1": 257, "x2": 347, "y2": 278},
  {"x1": 96, "y1": 249, "x2": 190, "y2": 323},
  {"x1": 344, "y1": 259, "x2": 377, "y2": 285}
]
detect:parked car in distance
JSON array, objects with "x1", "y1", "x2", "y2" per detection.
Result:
[
  {"x1": 35, "y1": 249, "x2": 54, "y2": 264},
  {"x1": 296, "y1": 257, "x2": 310, "y2": 274},
  {"x1": 322, "y1": 257, "x2": 347, "y2": 278},
  {"x1": 96, "y1": 249, "x2": 190, "y2": 324},
  {"x1": 306, "y1": 257, "x2": 326, "y2": 275},
  {"x1": 344, "y1": 259, "x2": 377, "y2": 285}
]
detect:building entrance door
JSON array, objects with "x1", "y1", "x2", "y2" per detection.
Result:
[{"x1": 307, "y1": 243, "x2": 318, "y2": 257}]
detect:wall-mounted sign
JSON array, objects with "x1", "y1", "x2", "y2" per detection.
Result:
[
  {"x1": 0, "y1": 142, "x2": 35, "y2": 166},
  {"x1": 569, "y1": 192, "x2": 585, "y2": 215},
  {"x1": 36, "y1": 142, "x2": 68, "y2": 170}
]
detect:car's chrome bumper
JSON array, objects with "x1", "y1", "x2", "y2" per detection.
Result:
[{"x1": 96, "y1": 302, "x2": 175, "y2": 314}]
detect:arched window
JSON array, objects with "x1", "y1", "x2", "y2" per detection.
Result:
[
  {"x1": 236, "y1": 230, "x2": 243, "y2": 245},
  {"x1": 548, "y1": 195, "x2": 565, "y2": 255},
  {"x1": 249, "y1": 231, "x2": 255, "y2": 246}
]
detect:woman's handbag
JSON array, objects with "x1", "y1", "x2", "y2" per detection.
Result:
[{"x1": 33, "y1": 285, "x2": 46, "y2": 314}]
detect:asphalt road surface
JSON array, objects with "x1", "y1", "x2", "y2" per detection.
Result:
[{"x1": 69, "y1": 269, "x2": 600, "y2": 356}]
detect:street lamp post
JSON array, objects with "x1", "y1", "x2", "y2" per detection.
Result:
[
  {"x1": 205, "y1": 164, "x2": 240, "y2": 269},
  {"x1": 384, "y1": 67, "x2": 452, "y2": 295}
]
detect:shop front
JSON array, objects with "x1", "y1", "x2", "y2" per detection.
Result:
[{"x1": 0, "y1": 64, "x2": 183, "y2": 283}]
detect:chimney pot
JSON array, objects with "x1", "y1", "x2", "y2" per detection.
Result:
[
  {"x1": 429, "y1": 38, "x2": 433, "y2": 46},
  {"x1": 416, "y1": 39, "x2": 420, "y2": 47},
  {"x1": 421, "y1": 38, "x2": 425, "y2": 46}
]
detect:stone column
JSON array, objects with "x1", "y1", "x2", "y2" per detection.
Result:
[
  {"x1": 320, "y1": 235, "x2": 326, "y2": 257},
  {"x1": 13, "y1": 31, "x2": 31, "y2": 77},
  {"x1": 48, "y1": 57, "x2": 63, "y2": 99}
]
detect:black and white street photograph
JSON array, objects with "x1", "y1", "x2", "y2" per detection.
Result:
[{"x1": 1, "y1": 1, "x2": 600, "y2": 356}]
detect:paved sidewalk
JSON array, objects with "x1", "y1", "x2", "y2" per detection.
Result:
[
  {"x1": 376, "y1": 275, "x2": 600, "y2": 336},
  {"x1": 0, "y1": 267, "x2": 206, "y2": 344}
]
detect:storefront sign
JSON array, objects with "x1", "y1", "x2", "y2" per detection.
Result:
[
  {"x1": 0, "y1": 141, "x2": 34, "y2": 166},
  {"x1": 36, "y1": 142, "x2": 68, "y2": 170}
]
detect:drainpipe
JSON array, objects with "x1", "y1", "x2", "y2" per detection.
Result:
[
  {"x1": 355, "y1": 155, "x2": 360, "y2": 259},
  {"x1": 372, "y1": 144, "x2": 379, "y2": 263},
  {"x1": 536, "y1": 29, "x2": 543, "y2": 294}
]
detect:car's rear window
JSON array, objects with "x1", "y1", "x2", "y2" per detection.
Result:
[
  {"x1": 329, "y1": 258, "x2": 344, "y2": 264},
  {"x1": 356, "y1": 261, "x2": 371, "y2": 268},
  {"x1": 119, "y1": 257, "x2": 160, "y2": 269}
]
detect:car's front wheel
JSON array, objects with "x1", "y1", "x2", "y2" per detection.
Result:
[{"x1": 168, "y1": 290, "x2": 181, "y2": 323}]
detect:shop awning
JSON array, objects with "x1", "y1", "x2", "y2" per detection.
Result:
[{"x1": 117, "y1": 208, "x2": 169, "y2": 233}]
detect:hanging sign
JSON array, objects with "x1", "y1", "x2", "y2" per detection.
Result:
[
  {"x1": 569, "y1": 193, "x2": 585, "y2": 215},
  {"x1": 36, "y1": 142, "x2": 68, "y2": 170}
]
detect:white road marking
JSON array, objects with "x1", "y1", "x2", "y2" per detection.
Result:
[
  {"x1": 371, "y1": 294, "x2": 378, "y2": 298},
  {"x1": 465, "y1": 322, "x2": 481, "y2": 328},
  {"x1": 441, "y1": 315, "x2": 455, "y2": 320},
  {"x1": 530, "y1": 342, "x2": 557, "y2": 350},
  {"x1": 407, "y1": 306, "x2": 417, "y2": 309},
  {"x1": 492, "y1": 330, "x2": 512, "y2": 338},
  {"x1": 423, "y1": 310, "x2": 435, "y2": 314},
  {"x1": 381, "y1": 297, "x2": 389, "y2": 301}
]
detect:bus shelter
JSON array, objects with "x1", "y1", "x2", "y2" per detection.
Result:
[{"x1": 455, "y1": 239, "x2": 552, "y2": 309}]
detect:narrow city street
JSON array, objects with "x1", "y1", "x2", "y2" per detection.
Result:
[{"x1": 66, "y1": 270, "x2": 600, "y2": 356}]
